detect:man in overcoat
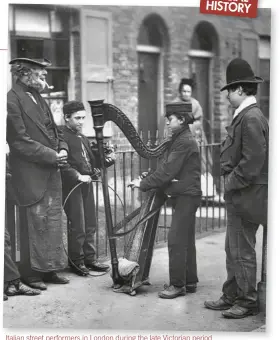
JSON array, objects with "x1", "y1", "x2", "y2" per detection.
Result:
[
  {"x1": 6, "y1": 57, "x2": 70, "y2": 290},
  {"x1": 204, "y1": 58, "x2": 269, "y2": 318},
  {"x1": 129, "y1": 103, "x2": 202, "y2": 298}
]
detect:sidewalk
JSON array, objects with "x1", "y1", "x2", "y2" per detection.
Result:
[{"x1": 3, "y1": 227, "x2": 265, "y2": 332}]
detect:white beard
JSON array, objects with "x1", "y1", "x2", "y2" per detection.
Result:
[
  {"x1": 23, "y1": 70, "x2": 46, "y2": 92},
  {"x1": 27, "y1": 77, "x2": 46, "y2": 92}
]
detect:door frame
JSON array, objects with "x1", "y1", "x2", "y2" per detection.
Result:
[
  {"x1": 80, "y1": 8, "x2": 113, "y2": 137},
  {"x1": 188, "y1": 49, "x2": 214, "y2": 143},
  {"x1": 137, "y1": 44, "x2": 163, "y2": 138}
]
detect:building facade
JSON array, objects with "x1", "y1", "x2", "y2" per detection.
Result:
[{"x1": 8, "y1": 4, "x2": 271, "y2": 147}]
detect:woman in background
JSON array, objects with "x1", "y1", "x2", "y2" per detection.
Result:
[{"x1": 174, "y1": 78, "x2": 204, "y2": 143}]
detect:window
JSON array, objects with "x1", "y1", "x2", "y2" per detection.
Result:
[{"x1": 9, "y1": 5, "x2": 70, "y2": 124}]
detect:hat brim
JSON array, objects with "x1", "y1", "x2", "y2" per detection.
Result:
[
  {"x1": 9, "y1": 58, "x2": 52, "y2": 68},
  {"x1": 220, "y1": 76, "x2": 264, "y2": 92}
]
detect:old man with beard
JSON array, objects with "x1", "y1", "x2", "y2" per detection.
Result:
[{"x1": 6, "y1": 57, "x2": 70, "y2": 290}]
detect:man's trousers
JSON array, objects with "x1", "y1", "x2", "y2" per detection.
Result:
[
  {"x1": 222, "y1": 202, "x2": 260, "y2": 308},
  {"x1": 18, "y1": 170, "x2": 67, "y2": 282},
  {"x1": 168, "y1": 195, "x2": 201, "y2": 287},
  {"x1": 64, "y1": 182, "x2": 97, "y2": 265}
]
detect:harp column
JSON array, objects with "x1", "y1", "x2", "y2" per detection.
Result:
[{"x1": 88, "y1": 99, "x2": 123, "y2": 286}]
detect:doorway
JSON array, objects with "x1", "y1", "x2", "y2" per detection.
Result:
[
  {"x1": 137, "y1": 14, "x2": 169, "y2": 172},
  {"x1": 138, "y1": 52, "x2": 159, "y2": 146},
  {"x1": 138, "y1": 50, "x2": 160, "y2": 172},
  {"x1": 189, "y1": 21, "x2": 219, "y2": 144},
  {"x1": 190, "y1": 55, "x2": 212, "y2": 143}
]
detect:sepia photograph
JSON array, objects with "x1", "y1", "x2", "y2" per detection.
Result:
[{"x1": 2, "y1": 0, "x2": 273, "y2": 336}]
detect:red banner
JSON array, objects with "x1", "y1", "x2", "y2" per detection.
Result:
[{"x1": 200, "y1": 0, "x2": 258, "y2": 18}]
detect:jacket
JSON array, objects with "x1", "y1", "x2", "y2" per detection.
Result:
[
  {"x1": 220, "y1": 103, "x2": 269, "y2": 224},
  {"x1": 60, "y1": 125, "x2": 114, "y2": 193},
  {"x1": 140, "y1": 126, "x2": 202, "y2": 196},
  {"x1": 6, "y1": 82, "x2": 68, "y2": 206}
]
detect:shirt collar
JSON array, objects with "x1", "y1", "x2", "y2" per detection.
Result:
[{"x1": 233, "y1": 96, "x2": 257, "y2": 120}]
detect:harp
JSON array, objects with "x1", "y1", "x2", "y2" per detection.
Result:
[{"x1": 89, "y1": 100, "x2": 192, "y2": 295}]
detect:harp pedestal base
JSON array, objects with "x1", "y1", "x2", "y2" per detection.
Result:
[
  {"x1": 111, "y1": 279, "x2": 151, "y2": 296},
  {"x1": 110, "y1": 257, "x2": 151, "y2": 296}
]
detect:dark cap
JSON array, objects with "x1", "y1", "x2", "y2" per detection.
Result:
[
  {"x1": 166, "y1": 102, "x2": 192, "y2": 115},
  {"x1": 165, "y1": 102, "x2": 194, "y2": 125},
  {"x1": 63, "y1": 101, "x2": 85, "y2": 116},
  {"x1": 9, "y1": 57, "x2": 52, "y2": 68}
]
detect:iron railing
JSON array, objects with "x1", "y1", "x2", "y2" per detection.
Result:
[{"x1": 6, "y1": 143, "x2": 226, "y2": 262}]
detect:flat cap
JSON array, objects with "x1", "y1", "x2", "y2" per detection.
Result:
[{"x1": 9, "y1": 57, "x2": 52, "y2": 68}]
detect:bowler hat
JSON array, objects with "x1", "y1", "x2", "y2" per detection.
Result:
[
  {"x1": 9, "y1": 57, "x2": 52, "y2": 68},
  {"x1": 220, "y1": 58, "x2": 263, "y2": 91}
]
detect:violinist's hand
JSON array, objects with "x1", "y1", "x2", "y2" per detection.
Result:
[
  {"x1": 128, "y1": 177, "x2": 141, "y2": 189},
  {"x1": 106, "y1": 151, "x2": 117, "y2": 162},
  {"x1": 140, "y1": 171, "x2": 149, "y2": 179},
  {"x1": 109, "y1": 152, "x2": 117, "y2": 161},
  {"x1": 78, "y1": 174, "x2": 92, "y2": 183},
  {"x1": 56, "y1": 149, "x2": 68, "y2": 167},
  {"x1": 92, "y1": 168, "x2": 101, "y2": 178}
]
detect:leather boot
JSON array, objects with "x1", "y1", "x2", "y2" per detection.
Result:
[{"x1": 158, "y1": 285, "x2": 186, "y2": 299}]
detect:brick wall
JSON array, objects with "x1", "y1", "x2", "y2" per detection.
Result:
[{"x1": 71, "y1": 6, "x2": 270, "y2": 144}]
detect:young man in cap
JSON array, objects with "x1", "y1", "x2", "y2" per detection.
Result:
[
  {"x1": 174, "y1": 78, "x2": 216, "y2": 192},
  {"x1": 61, "y1": 101, "x2": 114, "y2": 276},
  {"x1": 7, "y1": 57, "x2": 70, "y2": 290},
  {"x1": 129, "y1": 103, "x2": 202, "y2": 298},
  {"x1": 204, "y1": 58, "x2": 269, "y2": 318}
]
